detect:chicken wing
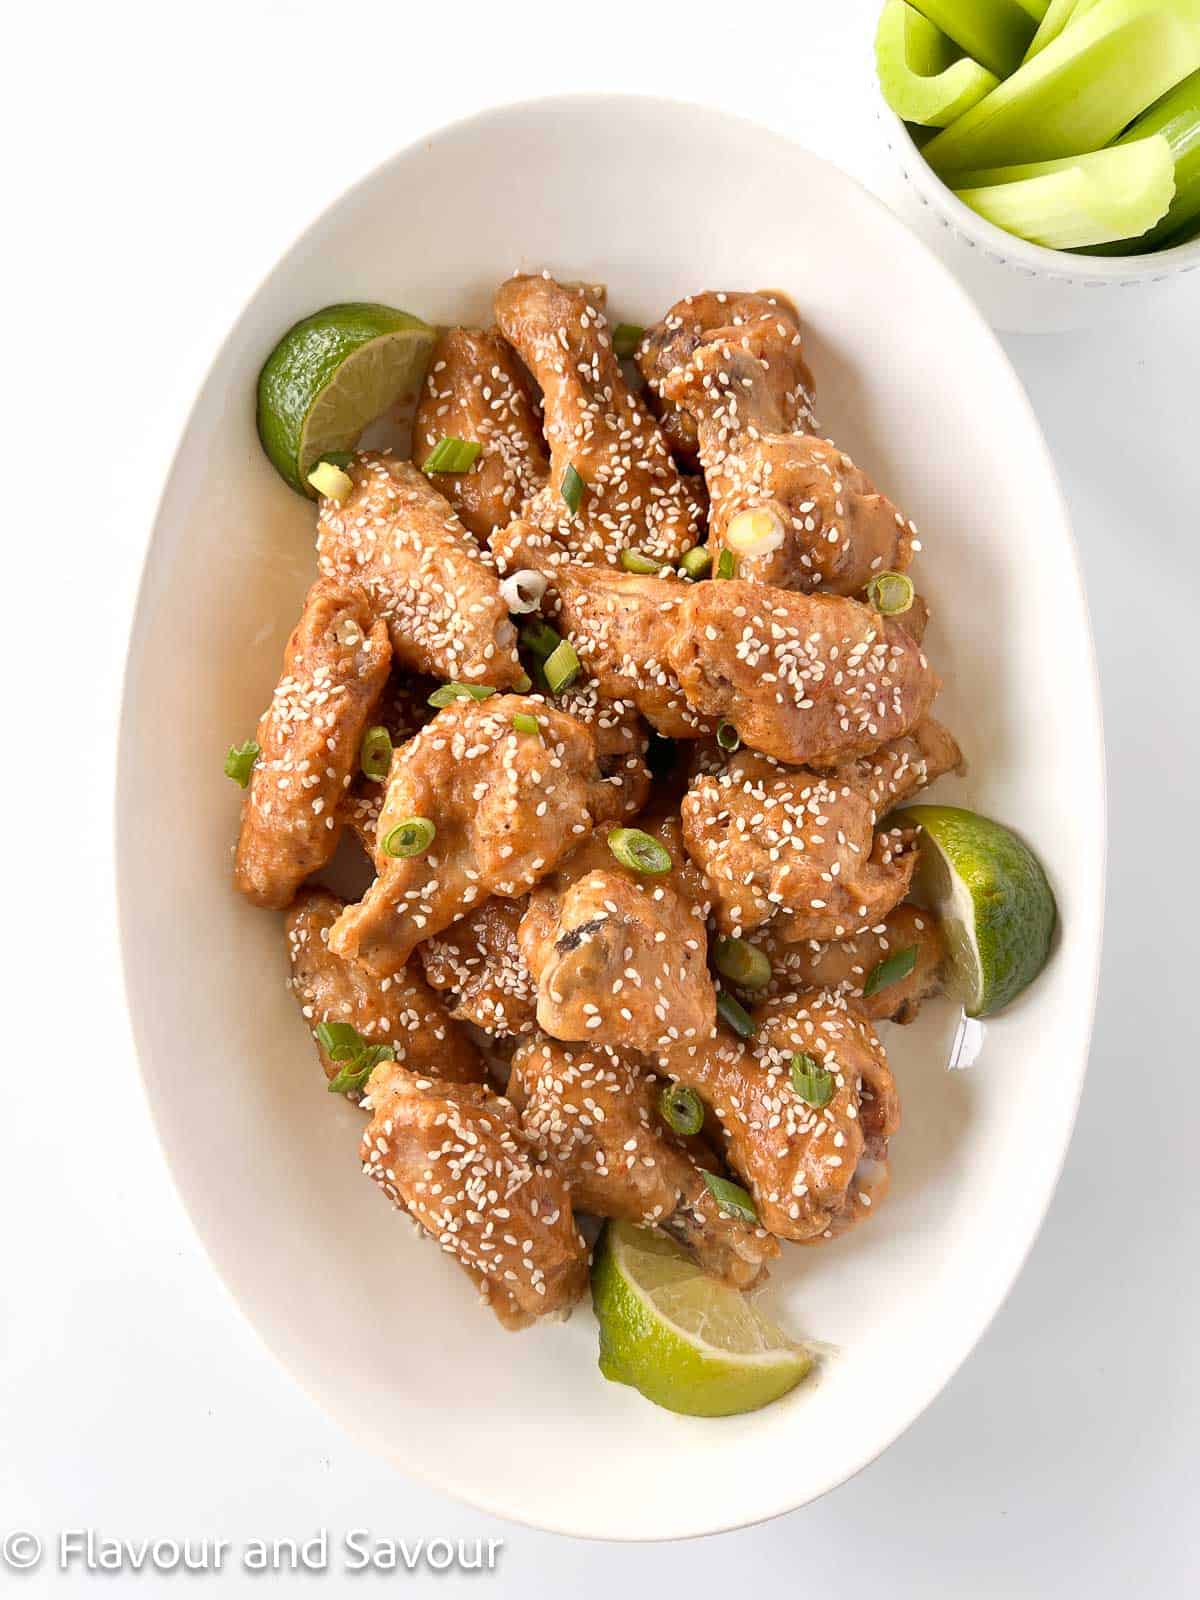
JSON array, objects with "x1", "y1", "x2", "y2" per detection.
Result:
[
  {"x1": 637, "y1": 289, "x2": 817, "y2": 469},
  {"x1": 755, "y1": 904, "x2": 947, "y2": 1024},
  {"x1": 419, "y1": 896, "x2": 538, "y2": 1038},
  {"x1": 360, "y1": 1061, "x2": 588, "y2": 1329},
  {"x1": 329, "y1": 695, "x2": 620, "y2": 975},
  {"x1": 285, "y1": 889, "x2": 486, "y2": 1086},
  {"x1": 517, "y1": 814, "x2": 716, "y2": 1054},
  {"x1": 507, "y1": 1034, "x2": 777, "y2": 1288},
  {"x1": 642, "y1": 291, "x2": 915, "y2": 595},
  {"x1": 340, "y1": 672, "x2": 438, "y2": 865},
  {"x1": 488, "y1": 274, "x2": 703, "y2": 570},
  {"x1": 832, "y1": 715, "x2": 963, "y2": 813},
  {"x1": 553, "y1": 680, "x2": 652, "y2": 820},
  {"x1": 681, "y1": 747, "x2": 918, "y2": 941},
  {"x1": 661, "y1": 991, "x2": 898, "y2": 1242},
  {"x1": 315, "y1": 452, "x2": 522, "y2": 687},
  {"x1": 412, "y1": 327, "x2": 549, "y2": 541},
  {"x1": 235, "y1": 579, "x2": 391, "y2": 909}
]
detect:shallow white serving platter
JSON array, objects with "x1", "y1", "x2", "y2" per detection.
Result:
[{"x1": 117, "y1": 95, "x2": 1104, "y2": 1541}]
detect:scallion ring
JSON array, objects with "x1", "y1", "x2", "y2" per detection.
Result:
[
  {"x1": 619, "y1": 547, "x2": 664, "y2": 575},
  {"x1": 512, "y1": 713, "x2": 541, "y2": 738},
  {"x1": 561, "y1": 462, "x2": 585, "y2": 516},
  {"x1": 359, "y1": 725, "x2": 393, "y2": 782},
  {"x1": 607, "y1": 827, "x2": 672, "y2": 875},
  {"x1": 382, "y1": 817, "x2": 436, "y2": 858},
  {"x1": 423, "y1": 436, "x2": 482, "y2": 475},
  {"x1": 659, "y1": 1083, "x2": 704, "y2": 1138},
  {"x1": 715, "y1": 548, "x2": 737, "y2": 580},
  {"x1": 427, "y1": 682, "x2": 497, "y2": 708},
  {"x1": 713, "y1": 937, "x2": 771, "y2": 992},
  {"x1": 680, "y1": 545, "x2": 712, "y2": 580},
  {"x1": 224, "y1": 740, "x2": 261, "y2": 788},
  {"x1": 612, "y1": 322, "x2": 645, "y2": 359},
  {"x1": 715, "y1": 720, "x2": 740, "y2": 753},
  {"x1": 700, "y1": 1170, "x2": 759, "y2": 1224},
  {"x1": 544, "y1": 638, "x2": 581, "y2": 695},
  {"x1": 866, "y1": 570, "x2": 915, "y2": 616},
  {"x1": 716, "y1": 991, "x2": 756, "y2": 1039},
  {"x1": 863, "y1": 944, "x2": 918, "y2": 997},
  {"x1": 790, "y1": 1051, "x2": 834, "y2": 1108}
]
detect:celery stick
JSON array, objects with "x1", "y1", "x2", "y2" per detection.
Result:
[
  {"x1": 924, "y1": 0, "x2": 1200, "y2": 173},
  {"x1": 1113, "y1": 69, "x2": 1200, "y2": 248},
  {"x1": 876, "y1": 1, "x2": 1000, "y2": 126},
  {"x1": 906, "y1": 0, "x2": 1039, "y2": 75},
  {"x1": 953, "y1": 136, "x2": 1176, "y2": 246},
  {"x1": 1014, "y1": 0, "x2": 1051, "y2": 17},
  {"x1": 1023, "y1": 0, "x2": 1087, "y2": 58}
]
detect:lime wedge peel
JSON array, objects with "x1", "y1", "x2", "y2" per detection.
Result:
[
  {"x1": 256, "y1": 303, "x2": 436, "y2": 496},
  {"x1": 592, "y1": 1221, "x2": 814, "y2": 1417},
  {"x1": 895, "y1": 804, "x2": 1057, "y2": 1018}
]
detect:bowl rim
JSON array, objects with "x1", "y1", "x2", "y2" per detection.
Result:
[
  {"x1": 880, "y1": 103, "x2": 1200, "y2": 283},
  {"x1": 116, "y1": 90, "x2": 1107, "y2": 1540}
]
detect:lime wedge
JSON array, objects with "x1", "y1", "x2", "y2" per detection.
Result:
[
  {"x1": 591, "y1": 1221, "x2": 813, "y2": 1417},
  {"x1": 895, "y1": 804, "x2": 1057, "y2": 1017},
  {"x1": 256, "y1": 303, "x2": 436, "y2": 496}
]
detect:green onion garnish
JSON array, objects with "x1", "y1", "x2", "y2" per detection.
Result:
[
  {"x1": 716, "y1": 991, "x2": 756, "y2": 1040},
  {"x1": 863, "y1": 944, "x2": 918, "y2": 997},
  {"x1": 514, "y1": 671, "x2": 533, "y2": 693},
  {"x1": 520, "y1": 619, "x2": 562, "y2": 660},
  {"x1": 716, "y1": 549, "x2": 737, "y2": 580},
  {"x1": 619, "y1": 548, "x2": 664, "y2": 575},
  {"x1": 866, "y1": 570, "x2": 916, "y2": 616},
  {"x1": 790, "y1": 1051, "x2": 834, "y2": 1108},
  {"x1": 608, "y1": 827, "x2": 673, "y2": 875},
  {"x1": 423, "y1": 436, "x2": 482, "y2": 474},
  {"x1": 716, "y1": 720, "x2": 741, "y2": 753},
  {"x1": 382, "y1": 817, "x2": 436, "y2": 858},
  {"x1": 561, "y1": 462, "x2": 585, "y2": 516},
  {"x1": 512, "y1": 712, "x2": 541, "y2": 738},
  {"x1": 224, "y1": 740, "x2": 261, "y2": 787},
  {"x1": 544, "y1": 638, "x2": 581, "y2": 695},
  {"x1": 427, "y1": 682, "x2": 497, "y2": 708},
  {"x1": 315, "y1": 1020, "x2": 396, "y2": 1097},
  {"x1": 713, "y1": 937, "x2": 772, "y2": 992},
  {"x1": 700, "y1": 1170, "x2": 759, "y2": 1224},
  {"x1": 612, "y1": 322, "x2": 645, "y2": 359},
  {"x1": 659, "y1": 1083, "x2": 705, "y2": 1137},
  {"x1": 359, "y1": 724, "x2": 393, "y2": 782},
  {"x1": 680, "y1": 545, "x2": 712, "y2": 580}
]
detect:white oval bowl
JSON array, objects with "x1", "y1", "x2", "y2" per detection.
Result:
[
  {"x1": 876, "y1": 103, "x2": 1200, "y2": 333},
  {"x1": 117, "y1": 95, "x2": 1105, "y2": 1540}
]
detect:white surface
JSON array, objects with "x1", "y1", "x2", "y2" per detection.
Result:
[
  {"x1": 116, "y1": 93, "x2": 1101, "y2": 1539},
  {"x1": 3, "y1": 0, "x2": 1197, "y2": 1588}
]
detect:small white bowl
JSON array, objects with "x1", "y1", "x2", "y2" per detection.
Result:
[
  {"x1": 117, "y1": 95, "x2": 1104, "y2": 1539},
  {"x1": 877, "y1": 104, "x2": 1200, "y2": 332}
]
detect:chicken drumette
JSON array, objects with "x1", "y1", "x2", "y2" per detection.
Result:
[
  {"x1": 641, "y1": 291, "x2": 915, "y2": 595},
  {"x1": 661, "y1": 991, "x2": 899, "y2": 1243},
  {"x1": 329, "y1": 695, "x2": 625, "y2": 974},
  {"x1": 316, "y1": 452, "x2": 522, "y2": 687},
  {"x1": 413, "y1": 327, "x2": 549, "y2": 541},
  {"x1": 419, "y1": 896, "x2": 538, "y2": 1038},
  {"x1": 285, "y1": 888, "x2": 486, "y2": 1086},
  {"x1": 235, "y1": 579, "x2": 391, "y2": 909},
  {"x1": 488, "y1": 275, "x2": 704, "y2": 571},
  {"x1": 360, "y1": 1061, "x2": 589, "y2": 1329},
  {"x1": 507, "y1": 1034, "x2": 777, "y2": 1288},
  {"x1": 755, "y1": 903, "x2": 947, "y2": 1024},
  {"x1": 517, "y1": 814, "x2": 716, "y2": 1054}
]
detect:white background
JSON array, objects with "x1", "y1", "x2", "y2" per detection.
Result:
[{"x1": 3, "y1": 0, "x2": 1198, "y2": 1592}]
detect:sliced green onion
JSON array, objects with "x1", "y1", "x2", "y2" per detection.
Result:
[
  {"x1": 224, "y1": 739, "x2": 260, "y2": 787},
  {"x1": 544, "y1": 638, "x2": 581, "y2": 695},
  {"x1": 423, "y1": 436, "x2": 482, "y2": 474},
  {"x1": 700, "y1": 1171, "x2": 759, "y2": 1224},
  {"x1": 659, "y1": 1083, "x2": 705, "y2": 1137},
  {"x1": 619, "y1": 547, "x2": 665, "y2": 574},
  {"x1": 954, "y1": 137, "x2": 1175, "y2": 249},
  {"x1": 513, "y1": 671, "x2": 533, "y2": 693},
  {"x1": 716, "y1": 991, "x2": 756, "y2": 1040},
  {"x1": 790, "y1": 1051, "x2": 835, "y2": 1108},
  {"x1": 315, "y1": 1020, "x2": 365, "y2": 1058},
  {"x1": 866, "y1": 570, "x2": 916, "y2": 615},
  {"x1": 924, "y1": 0, "x2": 1200, "y2": 174},
  {"x1": 906, "y1": 0, "x2": 1038, "y2": 77},
  {"x1": 427, "y1": 682, "x2": 497, "y2": 708},
  {"x1": 612, "y1": 322, "x2": 645, "y2": 359},
  {"x1": 382, "y1": 817, "x2": 436, "y2": 858},
  {"x1": 863, "y1": 944, "x2": 919, "y2": 997},
  {"x1": 315, "y1": 1020, "x2": 396, "y2": 1096},
  {"x1": 561, "y1": 462, "x2": 585, "y2": 516},
  {"x1": 715, "y1": 720, "x2": 741, "y2": 753},
  {"x1": 713, "y1": 937, "x2": 772, "y2": 992},
  {"x1": 512, "y1": 712, "x2": 541, "y2": 737},
  {"x1": 1097, "y1": 68, "x2": 1200, "y2": 253},
  {"x1": 680, "y1": 545, "x2": 712, "y2": 580},
  {"x1": 607, "y1": 827, "x2": 672, "y2": 875},
  {"x1": 715, "y1": 549, "x2": 737, "y2": 580},
  {"x1": 520, "y1": 619, "x2": 562, "y2": 660},
  {"x1": 359, "y1": 724, "x2": 393, "y2": 781}
]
